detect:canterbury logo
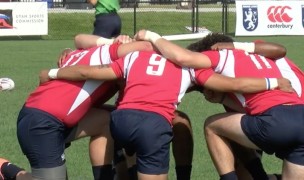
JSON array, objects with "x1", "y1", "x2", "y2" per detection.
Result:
[{"x1": 267, "y1": 6, "x2": 293, "y2": 22}]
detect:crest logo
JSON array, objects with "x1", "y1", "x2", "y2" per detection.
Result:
[{"x1": 242, "y1": 5, "x2": 258, "y2": 31}]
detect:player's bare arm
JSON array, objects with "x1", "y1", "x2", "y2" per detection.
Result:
[
  {"x1": 39, "y1": 65, "x2": 118, "y2": 84},
  {"x1": 203, "y1": 88, "x2": 245, "y2": 112},
  {"x1": 211, "y1": 41, "x2": 286, "y2": 60},
  {"x1": 114, "y1": 34, "x2": 135, "y2": 44},
  {"x1": 203, "y1": 88, "x2": 226, "y2": 104},
  {"x1": 74, "y1": 34, "x2": 134, "y2": 50},
  {"x1": 253, "y1": 41, "x2": 286, "y2": 59},
  {"x1": 116, "y1": 41, "x2": 153, "y2": 58},
  {"x1": 74, "y1": 33, "x2": 153, "y2": 58},
  {"x1": 134, "y1": 29, "x2": 212, "y2": 69},
  {"x1": 202, "y1": 73, "x2": 294, "y2": 93},
  {"x1": 74, "y1": 34, "x2": 115, "y2": 49}
]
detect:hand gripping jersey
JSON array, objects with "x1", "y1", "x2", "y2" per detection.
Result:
[
  {"x1": 275, "y1": 57, "x2": 304, "y2": 100},
  {"x1": 25, "y1": 44, "x2": 120, "y2": 127},
  {"x1": 110, "y1": 51, "x2": 192, "y2": 124},
  {"x1": 194, "y1": 49, "x2": 304, "y2": 115}
]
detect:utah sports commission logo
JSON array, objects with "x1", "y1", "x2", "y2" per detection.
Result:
[
  {"x1": 267, "y1": 6, "x2": 293, "y2": 29},
  {"x1": 0, "y1": 10, "x2": 13, "y2": 29},
  {"x1": 242, "y1": 5, "x2": 258, "y2": 31}
]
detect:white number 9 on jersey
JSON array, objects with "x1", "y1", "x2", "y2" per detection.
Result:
[{"x1": 146, "y1": 54, "x2": 166, "y2": 76}]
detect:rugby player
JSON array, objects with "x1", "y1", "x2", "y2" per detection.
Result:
[
  {"x1": 39, "y1": 37, "x2": 292, "y2": 180},
  {"x1": 137, "y1": 30, "x2": 304, "y2": 180}
]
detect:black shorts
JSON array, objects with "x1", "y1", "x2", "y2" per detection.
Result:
[
  {"x1": 17, "y1": 106, "x2": 76, "y2": 169},
  {"x1": 241, "y1": 104, "x2": 304, "y2": 165},
  {"x1": 93, "y1": 12, "x2": 121, "y2": 38},
  {"x1": 110, "y1": 109, "x2": 173, "y2": 174}
]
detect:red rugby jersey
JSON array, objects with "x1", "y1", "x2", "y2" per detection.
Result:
[
  {"x1": 110, "y1": 51, "x2": 192, "y2": 124},
  {"x1": 194, "y1": 49, "x2": 303, "y2": 115},
  {"x1": 25, "y1": 44, "x2": 120, "y2": 127},
  {"x1": 275, "y1": 57, "x2": 304, "y2": 100}
]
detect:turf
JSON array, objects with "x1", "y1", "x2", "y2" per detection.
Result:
[
  {"x1": 0, "y1": 5, "x2": 303, "y2": 178},
  {"x1": 0, "y1": 36, "x2": 303, "y2": 179}
]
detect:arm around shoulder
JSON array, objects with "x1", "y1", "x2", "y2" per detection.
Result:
[
  {"x1": 74, "y1": 34, "x2": 114, "y2": 49},
  {"x1": 44, "y1": 65, "x2": 118, "y2": 82},
  {"x1": 233, "y1": 41, "x2": 286, "y2": 59},
  {"x1": 203, "y1": 73, "x2": 268, "y2": 93},
  {"x1": 134, "y1": 30, "x2": 211, "y2": 68}
]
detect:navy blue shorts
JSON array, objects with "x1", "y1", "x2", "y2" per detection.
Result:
[
  {"x1": 241, "y1": 104, "x2": 304, "y2": 165},
  {"x1": 17, "y1": 106, "x2": 76, "y2": 169},
  {"x1": 110, "y1": 109, "x2": 173, "y2": 174},
  {"x1": 93, "y1": 12, "x2": 121, "y2": 38}
]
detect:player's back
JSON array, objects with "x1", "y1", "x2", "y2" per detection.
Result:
[
  {"x1": 210, "y1": 49, "x2": 303, "y2": 114},
  {"x1": 275, "y1": 57, "x2": 304, "y2": 100},
  {"x1": 111, "y1": 51, "x2": 192, "y2": 124},
  {"x1": 25, "y1": 45, "x2": 118, "y2": 127}
]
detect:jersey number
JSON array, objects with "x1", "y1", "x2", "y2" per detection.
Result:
[
  {"x1": 62, "y1": 50, "x2": 89, "y2": 67},
  {"x1": 146, "y1": 54, "x2": 166, "y2": 76}
]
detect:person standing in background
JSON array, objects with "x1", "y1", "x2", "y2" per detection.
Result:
[{"x1": 88, "y1": 0, "x2": 121, "y2": 38}]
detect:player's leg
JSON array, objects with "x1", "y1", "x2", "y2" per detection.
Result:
[
  {"x1": 0, "y1": 158, "x2": 31, "y2": 180},
  {"x1": 96, "y1": 104, "x2": 137, "y2": 180},
  {"x1": 112, "y1": 144, "x2": 129, "y2": 180},
  {"x1": 89, "y1": 136, "x2": 113, "y2": 180},
  {"x1": 281, "y1": 160, "x2": 304, "y2": 179},
  {"x1": 280, "y1": 138, "x2": 304, "y2": 179},
  {"x1": 17, "y1": 107, "x2": 68, "y2": 180},
  {"x1": 172, "y1": 110, "x2": 193, "y2": 180},
  {"x1": 241, "y1": 105, "x2": 304, "y2": 180},
  {"x1": 16, "y1": 171, "x2": 32, "y2": 180},
  {"x1": 230, "y1": 142, "x2": 262, "y2": 180},
  {"x1": 65, "y1": 108, "x2": 114, "y2": 180},
  {"x1": 232, "y1": 144, "x2": 270, "y2": 180},
  {"x1": 204, "y1": 112, "x2": 260, "y2": 180},
  {"x1": 234, "y1": 148, "x2": 282, "y2": 180},
  {"x1": 221, "y1": 106, "x2": 279, "y2": 180},
  {"x1": 125, "y1": 153, "x2": 137, "y2": 180},
  {"x1": 110, "y1": 109, "x2": 172, "y2": 180},
  {"x1": 97, "y1": 105, "x2": 132, "y2": 180},
  {"x1": 101, "y1": 104, "x2": 139, "y2": 180},
  {"x1": 113, "y1": 149, "x2": 137, "y2": 180},
  {"x1": 234, "y1": 159, "x2": 253, "y2": 180}
]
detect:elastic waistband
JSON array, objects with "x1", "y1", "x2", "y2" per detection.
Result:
[
  {"x1": 96, "y1": 11, "x2": 117, "y2": 16},
  {"x1": 281, "y1": 103, "x2": 304, "y2": 106},
  {"x1": 20, "y1": 106, "x2": 61, "y2": 124}
]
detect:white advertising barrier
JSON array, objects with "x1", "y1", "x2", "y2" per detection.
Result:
[
  {"x1": 0, "y1": 2, "x2": 48, "y2": 36},
  {"x1": 235, "y1": 0, "x2": 304, "y2": 36}
]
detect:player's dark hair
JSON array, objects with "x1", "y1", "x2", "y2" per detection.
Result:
[{"x1": 186, "y1": 33, "x2": 234, "y2": 52}]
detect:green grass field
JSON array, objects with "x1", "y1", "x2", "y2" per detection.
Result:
[
  {"x1": 1, "y1": 35, "x2": 303, "y2": 179},
  {"x1": 0, "y1": 9, "x2": 304, "y2": 180}
]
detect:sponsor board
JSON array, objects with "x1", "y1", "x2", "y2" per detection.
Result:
[
  {"x1": 236, "y1": 1, "x2": 304, "y2": 36},
  {"x1": 0, "y1": 2, "x2": 47, "y2": 36}
]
